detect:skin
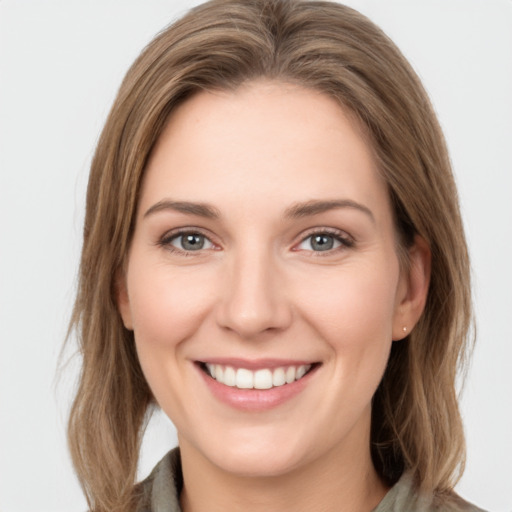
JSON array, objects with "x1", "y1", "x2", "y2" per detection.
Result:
[{"x1": 118, "y1": 81, "x2": 430, "y2": 512}]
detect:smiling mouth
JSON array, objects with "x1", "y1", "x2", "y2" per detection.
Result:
[{"x1": 198, "y1": 362, "x2": 319, "y2": 390}]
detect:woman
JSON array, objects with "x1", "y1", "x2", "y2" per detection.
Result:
[{"x1": 67, "y1": 1, "x2": 484, "y2": 510}]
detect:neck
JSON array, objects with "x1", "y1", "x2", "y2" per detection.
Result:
[{"x1": 179, "y1": 415, "x2": 389, "y2": 512}]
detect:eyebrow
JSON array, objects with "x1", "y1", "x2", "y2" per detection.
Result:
[
  {"x1": 143, "y1": 198, "x2": 374, "y2": 223},
  {"x1": 144, "y1": 200, "x2": 221, "y2": 219},
  {"x1": 284, "y1": 199, "x2": 375, "y2": 223}
]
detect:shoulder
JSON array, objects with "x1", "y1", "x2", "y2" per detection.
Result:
[
  {"x1": 373, "y1": 472, "x2": 488, "y2": 512},
  {"x1": 134, "y1": 447, "x2": 183, "y2": 512},
  {"x1": 134, "y1": 455, "x2": 489, "y2": 512},
  {"x1": 437, "y1": 493, "x2": 488, "y2": 512}
]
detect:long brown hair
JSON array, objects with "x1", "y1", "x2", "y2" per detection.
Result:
[{"x1": 67, "y1": 1, "x2": 472, "y2": 510}]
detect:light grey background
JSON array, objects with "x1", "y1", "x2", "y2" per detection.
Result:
[{"x1": 1, "y1": 1, "x2": 511, "y2": 511}]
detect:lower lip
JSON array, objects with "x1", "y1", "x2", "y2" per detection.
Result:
[{"x1": 196, "y1": 364, "x2": 318, "y2": 411}]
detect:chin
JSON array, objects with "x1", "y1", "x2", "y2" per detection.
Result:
[
  {"x1": 190, "y1": 426, "x2": 317, "y2": 478},
  {"x1": 212, "y1": 447, "x2": 306, "y2": 478}
]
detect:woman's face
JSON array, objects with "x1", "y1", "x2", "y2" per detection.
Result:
[{"x1": 118, "y1": 81, "x2": 423, "y2": 477}]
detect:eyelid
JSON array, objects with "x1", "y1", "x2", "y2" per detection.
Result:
[
  {"x1": 156, "y1": 226, "x2": 354, "y2": 255},
  {"x1": 293, "y1": 227, "x2": 354, "y2": 253},
  {"x1": 158, "y1": 227, "x2": 219, "y2": 254}
]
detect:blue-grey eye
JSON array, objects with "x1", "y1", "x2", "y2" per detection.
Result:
[
  {"x1": 171, "y1": 233, "x2": 213, "y2": 251},
  {"x1": 298, "y1": 233, "x2": 343, "y2": 252}
]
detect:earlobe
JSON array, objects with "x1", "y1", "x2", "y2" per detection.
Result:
[
  {"x1": 392, "y1": 235, "x2": 431, "y2": 340},
  {"x1": 115, "y1": 271, "x2": 134, "y2": 331}
]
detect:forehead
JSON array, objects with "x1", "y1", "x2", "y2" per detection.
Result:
[{"x1": 139, "y1": 81, "x2": 390, "y2": 221}]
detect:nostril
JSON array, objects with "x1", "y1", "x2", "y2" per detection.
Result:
[{"x1": 215, "y1": 292, "x2": 293, "y2": 338}]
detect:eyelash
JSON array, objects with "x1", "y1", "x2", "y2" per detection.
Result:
[
  {"x1": 294, "y1": 228, "x2": 354, "y2": 256},
  {"x1": 157, "y1": 227, "x2": 354, "y2": 256},
  {"x1": 158, "y1": 228, "x2": 217, "y2": 256}
]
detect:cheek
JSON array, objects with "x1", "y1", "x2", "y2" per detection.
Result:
[
  {"x1": 125, "y1": 259, "x2": 223, "y2": 426},
  {"x1": 127, "y1": 261, "x2": 215, "y2": 346},
  {"x1": 299, "y1": 260, "x2": 398, "y2": 335},
  {"x1": 125, "y1": 257, "x2": 219, "y2": 403},
  {"x1": 295, "y1": 259, "x2": 399, "y2": 381}
]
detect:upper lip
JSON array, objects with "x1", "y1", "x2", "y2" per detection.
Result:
[{"x1": 195, "y1": 358, "x2": 319, "y2": 370}]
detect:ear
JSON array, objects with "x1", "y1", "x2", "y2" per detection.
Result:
[
  {"x1": 392, "y1": 235, "x2": 431, "y2": 340},
  {"x1": 115, "y1": 269, "x2": 134, "y2": 331}
]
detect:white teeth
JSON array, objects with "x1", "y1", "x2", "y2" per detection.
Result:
[
  {"x1": 206, "y1": 363, "x2": 215, "y2": 378},
  {"x1": 272, "y1": 367, "x2": 286, "y2": 387},
  {"x1": 205, "y1": 363, "x2": 312, "y2": 389},
  {"x1": 224, "y1": 366, "x2": 236, "y2": 387},
  {"x1": 296, "y1": 365, "x2": 308, "y2": 379},
  {"x1": 254, "y1": 369, "x2": 273, "y2": 389},
  {"x1": 236, "y1": 368, "x2": 253, "y2": 389}
]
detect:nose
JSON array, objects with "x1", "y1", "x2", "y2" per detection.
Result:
[{"x1": 215, "y1": 247, "x2": 292, "y2": 339}]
